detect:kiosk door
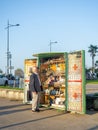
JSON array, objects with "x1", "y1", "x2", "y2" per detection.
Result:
[{"x1": 24, "y1": 59, "x2": 37, "y2": 104}]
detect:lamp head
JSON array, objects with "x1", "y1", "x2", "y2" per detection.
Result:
[{"x1": 16, "y1": 24, "x2": 20, "y2": 26}]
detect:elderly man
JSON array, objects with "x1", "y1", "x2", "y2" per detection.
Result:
[{"x1": 29, "y1": 66, "x2": 43, "y2": 112}]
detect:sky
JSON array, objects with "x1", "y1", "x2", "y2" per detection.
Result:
[{"x1": 0, "y1": 0, "x2": 98, "y2": 74}]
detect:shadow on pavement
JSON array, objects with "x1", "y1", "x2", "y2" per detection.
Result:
[
  {"x1": 0, "y1": 103, "x2": 25, "y2": 110},
  {"x1": 0, "y1": 112, "x2": 66, "y2": 129},
  {"x1": 0, "y1": 107, "x2": 31, "y2": 116},
  {"x1": 87, "y1": 125, "x2": 98, "y2": 130},
  {"x1": 86, "y1": 110, "x2": 98, "y2": 115}
]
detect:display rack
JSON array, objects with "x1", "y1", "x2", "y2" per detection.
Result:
[{"x1": 38, "y1": 53, "x2": 67, "y2": 110}]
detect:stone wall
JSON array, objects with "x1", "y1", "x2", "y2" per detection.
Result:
[{"x1": 0, "y1": 88, "x2": 24, "y2": 101}]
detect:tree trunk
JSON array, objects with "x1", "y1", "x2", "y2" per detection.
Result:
[{"x1": 92, "y1": 56, "x2": 95, "y2": 73}]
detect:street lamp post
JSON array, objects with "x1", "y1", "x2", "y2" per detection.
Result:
[
  {"x1": 9, "y1": 52, "x2": 12, "y2": 74},
  {"x1": 49, "y1": 40, "x2": 58, "y2": 52},
  {"x1": 5, "y1": 20, "x2": 20, "y2": 75}
]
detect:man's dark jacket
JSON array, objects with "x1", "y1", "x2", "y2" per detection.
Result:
[{"x1": 29, "y1": 73, "x2": 43, "y2": 92}]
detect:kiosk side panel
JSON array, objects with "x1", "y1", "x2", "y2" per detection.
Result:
[
  {"x1": 67, "y1": 50, "x2": 86, "y2": 114},
  {"x1": 23, "y1": 59, "x2": 37, "y2": 104}
]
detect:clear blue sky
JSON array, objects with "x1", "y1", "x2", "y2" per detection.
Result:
[{"x1": 0, "y1": 0, "x2": 98, "y2": 74}]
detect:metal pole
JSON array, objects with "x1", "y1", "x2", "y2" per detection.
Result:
[
  {"x1": 7, "y1": 20, "x2": 9, "y2": 75},
  {"x1": 5, "y1": 20, "x2": 20, "y2": 75},
  {"x1": 49, "y1": 41, "x2": 57, "y2": 52},
  {"x1": 50, "y1": 41, "x2": 51, "y2": 52},
  {"x1": 9, "y1": 53, "x2": 12, "y2": 74}
]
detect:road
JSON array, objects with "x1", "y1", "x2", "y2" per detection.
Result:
[
  {"x1": 86, "y1": 84, "x2": 98, "y2": 94},
  {"x1": 0, "y1": 98, "x2": 98, "y2": 130},
  {"x1": 0, "y1": 84, "x2": 98, "y2": 130}
]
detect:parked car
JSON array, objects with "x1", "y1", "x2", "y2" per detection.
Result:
[
  {"x1": 7, "y1": 75, "x2": 20, "y2": 87},
  {"x1": 0, "y1": 75, "x2": 8, "y2": 86}
]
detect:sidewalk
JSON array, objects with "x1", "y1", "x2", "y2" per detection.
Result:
[{"x1": 0, "y1": 97, "x2": 98, "y2": 130}]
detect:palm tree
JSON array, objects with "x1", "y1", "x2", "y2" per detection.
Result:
[
  {"x1": 0, "y1": 69, "x2": 3, "y2": 74},
  {"x1": 88, "y1": 44, "x2": 98, "y2": 73}
]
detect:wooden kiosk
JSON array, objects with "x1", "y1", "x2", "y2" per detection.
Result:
[{"x1": 24, "y1": 50, "x2": 86, "y2": 114}]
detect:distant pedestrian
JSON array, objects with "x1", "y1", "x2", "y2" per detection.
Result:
[{"x1": 29, "y1": 66, "x2": 43, "y2": 112}]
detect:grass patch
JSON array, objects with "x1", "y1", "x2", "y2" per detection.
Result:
[
  {"x1": 86, "y1": 80, "x2": 98, "y2": 84},
  {"x1": 0, "y1": 86, "x2": 23, "y2": 90}
]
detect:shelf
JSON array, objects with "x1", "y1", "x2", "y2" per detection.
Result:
[
  {"x1": 41, "y1": 104, "x2": 66, "y2": 111},
  {"x1": 43, "y1": 86, "x2": 48, "y2": 88},
  {"x1": 40, "y1": 60, "x2": 65, "y2": 65},
  {"x1": 45, "y1": 94, "x2": 49, "y2": 96},
  {"x1": 44, "y1": 94, "x2": 59, "y2": 96},
  {"x1": 44, "y1": 94, "x2": 65, "y2": 98},
  {"x1": 51, "y1": 104, "x2": 65, "y2": 110}
]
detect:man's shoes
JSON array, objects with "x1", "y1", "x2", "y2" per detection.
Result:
[
  {"x1": 32, "y1": 109, "x2": 40, "y2": 112},
  {"x1": 32, "y1": 110, "x2": 36, "y2": 112},
  {"x1": 36, "y1": 109, "x2": 40, "y2": 112}
]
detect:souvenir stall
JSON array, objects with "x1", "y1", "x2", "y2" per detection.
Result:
[{"x1": 24, "y1": 50, "x2": 86, "y2": 114}]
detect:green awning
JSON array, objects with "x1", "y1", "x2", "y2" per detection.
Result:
[{"x1": 33, "y1": 52, "x2": 65, "y2": 58}]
